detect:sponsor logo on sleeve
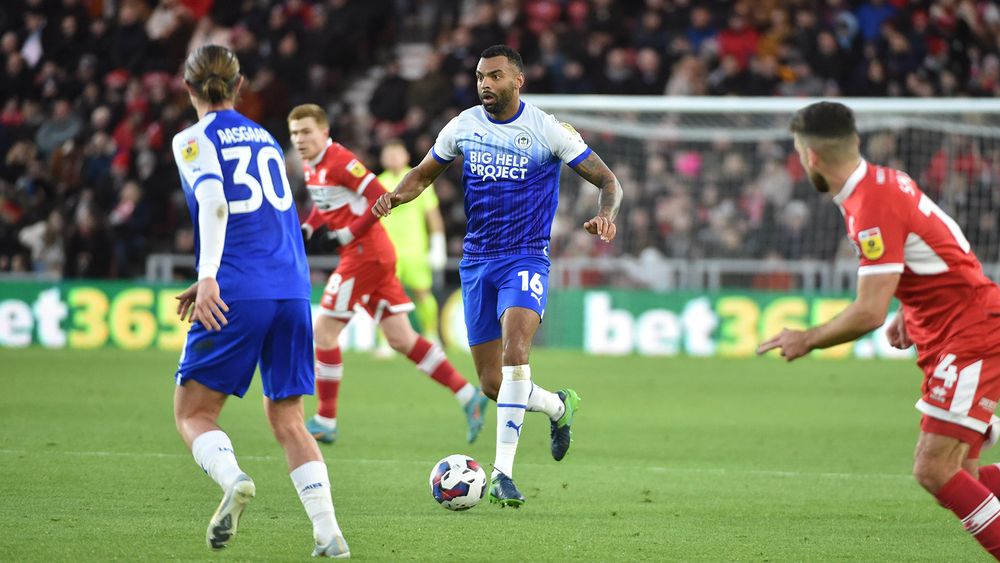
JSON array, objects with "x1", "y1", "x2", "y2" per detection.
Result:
[
  {"x1": 346, "y1": 159, "x2": 367, "y2": 178},
  {"x1": 182, "y1": 138, "x2": 199, "y2": 162},
  {"x1": 858, "y1": 227, "x2": 885, "y2": 260}
]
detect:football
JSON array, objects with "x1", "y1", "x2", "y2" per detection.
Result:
[{"x1": 428, "y1": 454, "x2": 488, "y2": 511}]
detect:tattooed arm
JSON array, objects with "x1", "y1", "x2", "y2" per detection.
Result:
[{"x1": 570, "y1": 151, "x2": 623, "y2": 242}]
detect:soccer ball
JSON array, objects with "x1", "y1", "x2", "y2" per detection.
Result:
[{"x1": 429, "y1": 454, "x2": 487, "y2": 511}]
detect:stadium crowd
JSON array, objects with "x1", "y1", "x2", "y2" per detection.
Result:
[{"x1": 1, "y1": 0, "x2": 999, "y2": 281}]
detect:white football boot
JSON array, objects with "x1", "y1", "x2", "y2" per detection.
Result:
[
  {"x1": 206, "y1": 473, "x2": 256, "y2": 549},
  {"x1": 312, "y1": 534, "x2": 350, "y2": 558}
]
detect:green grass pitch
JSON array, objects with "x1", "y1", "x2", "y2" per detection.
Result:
[{"x1": 0, "y1": 348, "x2": 992, "y2": 561}]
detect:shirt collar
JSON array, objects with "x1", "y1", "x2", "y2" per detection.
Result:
[
  {"x1": 832, "y1": 159, "x2": 867, "y2": 205},
  {"x1": 308, "y1": 139, "x2": 334, "y2": 167}
]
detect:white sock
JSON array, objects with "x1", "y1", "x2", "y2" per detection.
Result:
[
  {"x1": 313, "y1": 414, "x2": 337, "y2": 429},
  {"x1": 493, "y1": 365, "x2": 531, "y2": 478},
  {"x1": 191, "y1": 430, "x2": 244, "y2": 492},
  {"x1": 291, "y1": 460, "x2": 342, "y2": 546},
  {"x1": 455, "y1": 382, "x2": 476, "y2": 406},
  {"x1": 527, "y1": 383, "x2": 565, "y2": 421}
]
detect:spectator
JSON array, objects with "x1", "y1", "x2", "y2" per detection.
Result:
[
  {"x1": 856, "y1": 0, "x2": 897, "y2": 42},
  {"x1": 35, "y1": 100, "x2": 83, "y2": 155},
  {"x1": 598, "y1": 48, "x2": 633, "y2": 94},
  {"x1": 686, "y1": 6, "x2": 717, "y2": 55},
  {"x1": 109, "y1": 179, "x2": 150, "y2": 277},
  {"x1": 633, "y1": 9, "x2": 670, "y2": 52},
  {"x1": 64, "y1": 207, "x2": 112, "y2": 278},
  {"x1": 17, "y1": 209, "x2": 64, "y2": 275},
  {"x1": 632, "y1": 48, "x2": 666, "y2": 95},
  {"x1": 109, "y1": 0, "x2": 149, "y2": 74},
  {"x1": 406, "y1": 53, "x2": 450, "y2": 119},
  {"x1": 717, "y1": 13, "x2": 759, "y2": 70},
  {"x1": 368, "y1": 61, "x2": 409, "y2": 124},
  {"x1": 810, "y1": 31, "x2": 848, "y2": 86}
]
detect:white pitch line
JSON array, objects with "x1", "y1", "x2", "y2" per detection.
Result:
[{"x1": 0, "y1": 448, "x2": 912, "y2": 481}]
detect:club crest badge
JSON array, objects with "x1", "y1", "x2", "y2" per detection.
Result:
[{"x1": 514, "y1": 132, "x2": 532, "y2": 150}]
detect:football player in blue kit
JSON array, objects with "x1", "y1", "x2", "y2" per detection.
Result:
[
  {"x1": 373, "y1": 45, "x2": 623, "y2": 507},
  {"x1": 171, "y1": 45, "x2": 348, "y2": 558}
]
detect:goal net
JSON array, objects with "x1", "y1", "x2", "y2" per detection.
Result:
[{"x1": 527, "y1": 96, "x2": 1000, "y2": 292}]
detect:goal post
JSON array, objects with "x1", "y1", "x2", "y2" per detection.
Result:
[{"x1": 526, "y1": 95, "x2": 1000, "y2": 292}]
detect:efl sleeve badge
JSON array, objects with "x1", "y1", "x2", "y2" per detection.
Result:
[
  {"x1": 858, "y1": 227, "x2": 885, "y2": 260},
  {"x1": 346, "y1": 159, "x2": 367, "y2": 178},
  {"x1": 181, "y1": 138, "x2": 199, "y2": 162}
]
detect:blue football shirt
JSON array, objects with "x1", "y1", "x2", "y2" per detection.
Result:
[
  {"x1": 171, "y1": 109, "x2": 310, "y2": 301},
  {"x1": 432, "y1": 100, "x2": 592, "y2": 261}
]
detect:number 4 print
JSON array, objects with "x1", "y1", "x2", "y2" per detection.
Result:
[
  {"x1": 933, "y1": 353, "x2": 982, "y2": 390},
  {"x1": 517, "y1": 270, "x2": 544, "y2": 295}
]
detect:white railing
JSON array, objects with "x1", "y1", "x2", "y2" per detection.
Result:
[{"x1": 524, "y1": 95, "x2": 1000, "y2": 115}]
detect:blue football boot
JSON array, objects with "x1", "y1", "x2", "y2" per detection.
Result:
[{"x1": 488, "y1": 471, "x2": 525, "y2": 508}]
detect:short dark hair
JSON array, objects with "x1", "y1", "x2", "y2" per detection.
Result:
[
  {"x1": 480, "y1": 45, "x2": 524, "y2": 72},
  {"x1": 789, "y1": 101, "x2": 857, "y2": 139}
]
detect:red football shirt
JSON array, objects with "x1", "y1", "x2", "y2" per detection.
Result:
[
  {"x1": 836, "y1": 160, "x2": 1000, "y2": 358},
  {"x1": 302, "y1": 140, "x2": 393, "y2": 261}
]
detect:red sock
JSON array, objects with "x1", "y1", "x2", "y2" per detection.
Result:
[
  {"x1": 935, "y1": 470, "x2": 1000, "y2": 557},
  {"x1": 982, "y1": 465, "x2": 1000, "y2": 496},
  {"x1": 406, "y1": 336, "x2": 467, "y2": 393},
  {"x1": 315, "y1": 348, "x2": 343, "y2": 419}
]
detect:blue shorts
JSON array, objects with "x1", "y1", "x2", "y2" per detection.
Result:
[
  {"x1": 175, "y1": 298, "x2": 314, "y2": 401},
  {"x1": 459, "y1": 255, "x2": 549, "y2": 346}
]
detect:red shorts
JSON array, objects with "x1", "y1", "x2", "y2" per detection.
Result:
[
  {"x1": 915, "y1": 343, "x2": 1000, "y2": 456},
  {"x1": 920, "y1": 416, "x2": 990, "y2": 459},
  {"x1": 319, "y1": 258, "x2": 414, "y2": 322}
]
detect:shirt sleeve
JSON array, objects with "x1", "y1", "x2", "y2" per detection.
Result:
[
  {"x1": 852, "y1": 195, "x2": 908, "y2": 277},
  {"x1": 329, "y1": 150, "x2": 377, "y2": 195},
  {"x1": 344, "y1": 175, "x2": 386, "y2": 238},
  {"x1": 171, "y1": 129, "x2": 223, "y2": 193},
  {"x1": 543, "y1": 114, "x2": 591, "y2": 167},
  {"x1": 431, "y1": 116, "x2": 461, "y2": 163}
]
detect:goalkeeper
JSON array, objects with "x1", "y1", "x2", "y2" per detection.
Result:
[{"x1": 377, "y1": 140, "x2": 448, "y2": 341}]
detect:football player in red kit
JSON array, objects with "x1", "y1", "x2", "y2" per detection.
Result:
[
  {"x1": 759, "y1": 101, "x2": 1000, "y2": 560},
  {"x1": 287, "y1": 104, "x2": 488, "y2": 445}
]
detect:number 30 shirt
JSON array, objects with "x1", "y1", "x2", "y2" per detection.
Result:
[
  {"x1": 835, "y1": 159, "x2": 1000, "y2": 358},
  {"x1": 172, "y1": 109, "x2": 310, "y2": 301}
]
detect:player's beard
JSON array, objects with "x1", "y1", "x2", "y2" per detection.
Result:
[
  {"x1": 807, "y1": 168, "x2": 830, "y2": 193},
  {"x1": 480, "y1": 87, "x2": 512, "y2": 116}
]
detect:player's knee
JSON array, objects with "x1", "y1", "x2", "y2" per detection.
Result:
[
  {"x1": 267, "y1": 415, "x2": 303, "y2": 444},
  {"x1": 314, "y1": 320, "x2": 341, "y2": 349},
  {"x1": 386, "y1": 327, "x2": 417, "y2": 353},
  {"x1": 501, "y1": 340, "x2": 530, "y2": 366},
  {"x1": 912, "y1": 455, "x2": 960, "y2": 494}
]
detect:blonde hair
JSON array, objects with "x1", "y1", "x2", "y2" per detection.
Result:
[
  {"x1": 183, "y1": 45, "x2": 241, "y2": 104},
  {"x1": 287, "y1": 104, "x2": 329, "y2": 129}
]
